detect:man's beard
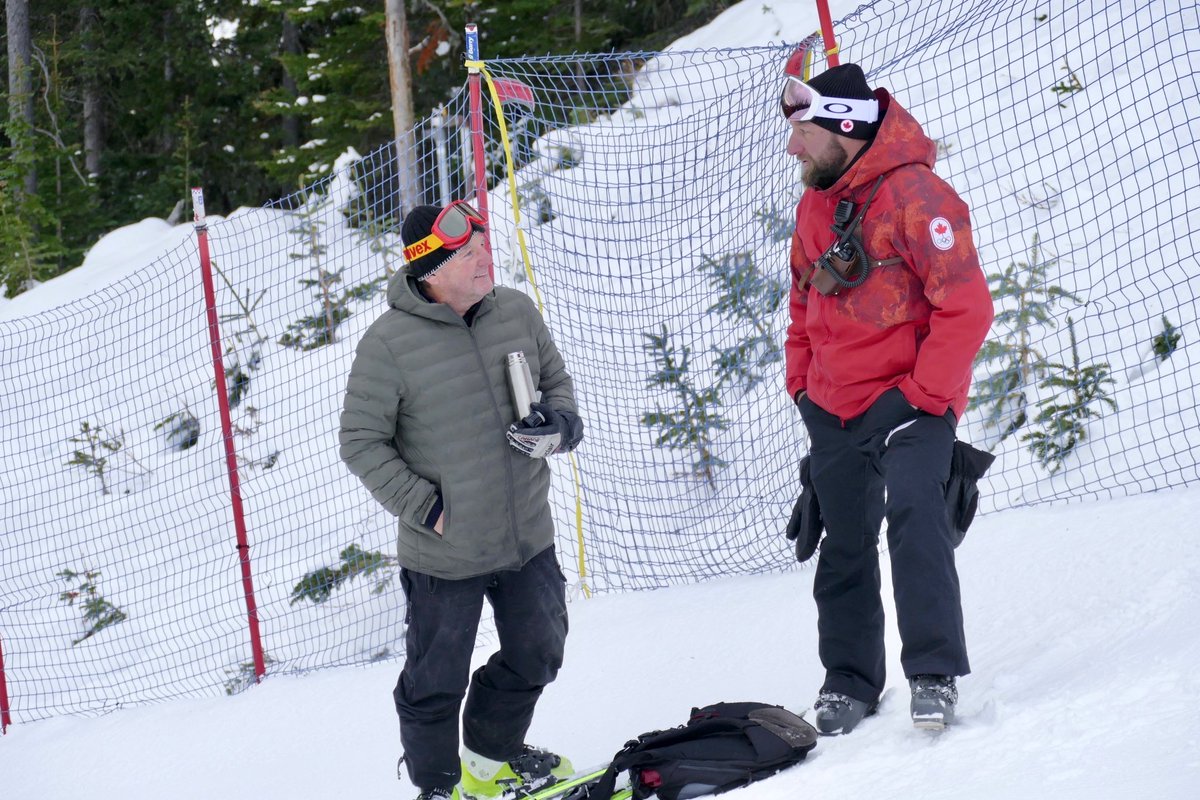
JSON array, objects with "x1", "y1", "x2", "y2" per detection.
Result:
[{"x1": 801, "y1": 137, "x2": 850, "y2": 190}]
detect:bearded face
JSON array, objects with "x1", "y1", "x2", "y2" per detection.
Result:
[{"x1": 801, "y1": 135, "x2": 851, "y2": 190}]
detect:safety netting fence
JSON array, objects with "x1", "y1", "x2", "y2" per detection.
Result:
[{"x1": 1, "y1": 0, "x2": 1197, "y2": 726}]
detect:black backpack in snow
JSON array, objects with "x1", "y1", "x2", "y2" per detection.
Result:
[{"x1": 583, "y1": 701, "x2": 818, "y2": 800}]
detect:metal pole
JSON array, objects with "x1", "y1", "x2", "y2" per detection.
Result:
[
  {"x1": 465, "y1": 22, "x2": 494, "y2": 277},
  {"x1": 815, "y1": 0, "x2": 841, "y2": 66},
  {"x1": 433, "y1": 104, "x2": 452, "y2": 206},
  {"x1": 0, "y1": 630, "x2": 12, "y2": 733},
  {"x1": 192, "y1": 188, "x2": 266, "y2": 685}
]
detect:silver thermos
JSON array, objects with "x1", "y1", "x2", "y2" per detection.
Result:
[{"x1": 506, "y1": 351, "x2": 537, "y2": 422}]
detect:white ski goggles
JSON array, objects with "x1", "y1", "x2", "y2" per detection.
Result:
[{"x1": 781, "y1": 76, "x2": 879, "y2": 124}]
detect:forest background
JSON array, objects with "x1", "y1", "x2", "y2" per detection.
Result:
[{"x1": 0, "y1": 0, "x2": 733, "y2": 298}]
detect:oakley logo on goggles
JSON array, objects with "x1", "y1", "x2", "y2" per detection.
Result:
[
  {"x1": 403, "y1": 200, "x2": 486, "y2": 262},
  {"x1": 781, "y1": 75, "x2": 879, "y2": 124}
]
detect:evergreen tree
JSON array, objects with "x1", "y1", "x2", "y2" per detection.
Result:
[
  {"x1": 0, "y1": 0, "x2": 734, "y2": 297},
  {"x1": 1021, "y1": 317, "x2": 1116, "y2": 474},
  {"x1": 969, "y1": 233, "x2": 1081, "y2": 448}
]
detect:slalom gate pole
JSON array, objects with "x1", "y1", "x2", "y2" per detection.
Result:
[
  {"x1": 465, "y1": 23, "x2": 495, "y2": 278},
  {"x1": 192, "y1": 188, "x2": 267, "y2": 685},
  {"x1": 0, "y1": 630, "x2": 11, "y2": 732},
  {"x1": 815, "y1": 0, "x2": 841, "y2": 66}
]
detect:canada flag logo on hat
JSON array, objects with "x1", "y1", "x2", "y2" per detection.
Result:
[{"x1": 840, "y1": 120, "x2": 854, "y2": 133}]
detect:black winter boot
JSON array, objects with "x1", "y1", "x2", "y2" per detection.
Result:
[
  {"x1": 812, "y1": 690, "x2": 877, "y2": 735},
  {"x1": 909, "y1": 674, "x2": 957, "y2": 730}
]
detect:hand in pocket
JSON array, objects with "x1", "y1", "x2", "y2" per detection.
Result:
[{"x1": 854, "y1": 387, "x2": 921, "y2": 452}]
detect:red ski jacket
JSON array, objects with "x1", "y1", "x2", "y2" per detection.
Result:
[{"x1": 786, "y1": 90, "x2": 994, "y2": 422}]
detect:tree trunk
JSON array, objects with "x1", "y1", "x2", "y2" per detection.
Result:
[
  {"x1": 280, "y1": 13, "x2": 301, "y2": 150},
  {"x1": 160, "y1": 8, "x2": 175, "y2": 154},
  {"x1": 7, "y1": 0, "x2": 37, "y2": 196},
  {"x1": 80, "y1": 6, "x2": 103, "y2": 178},
  {"x1": 385, "y1": 0, "x2": 420, "y2": 213}
]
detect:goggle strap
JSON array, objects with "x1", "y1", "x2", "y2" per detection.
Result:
[
  {"x1": 403, "y1": 201, "x2": 486, "y2": 263},
  {"x1": 403, "y1": 232, "x2": 445, "y2": 262}
]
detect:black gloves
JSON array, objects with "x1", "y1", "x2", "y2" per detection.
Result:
[
  {"x1": 506, "y1": 402, "x2": 584, "y2": 458},
  {"x1": 785, "y1": 455, "x2": 824, "y2": 563},
  {"x1": 945, "y1": 440, "x2": 996, "y2": 546}
]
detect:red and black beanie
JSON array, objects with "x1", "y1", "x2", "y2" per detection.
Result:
[{"x1": 400, "y1": 205, "x2": 483, "y2": 280}]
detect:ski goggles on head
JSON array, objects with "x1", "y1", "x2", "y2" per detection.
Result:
[
  {"x1": 780, "y1": 75, "x2": 880, "y2": 124},
  {"x1": 403, "y1": 200, "x2": 486, "y2": 263}
]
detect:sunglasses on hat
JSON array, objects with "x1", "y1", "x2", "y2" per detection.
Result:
[{"x1": 403, "y1": 200, "x2": 486, "y2": 263}]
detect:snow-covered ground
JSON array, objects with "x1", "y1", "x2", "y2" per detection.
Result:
[{"x1": 4, "y1": 485, "x2": 1200, "y2": 799}]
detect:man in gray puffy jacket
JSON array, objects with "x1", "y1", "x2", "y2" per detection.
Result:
[{"x1": 339, "y1": 200, "x2": 583, "y2": 800}]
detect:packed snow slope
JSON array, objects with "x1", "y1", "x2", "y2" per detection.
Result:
[{"x1": 3, "y1": 485, "x2": 1199, "y2": 799}]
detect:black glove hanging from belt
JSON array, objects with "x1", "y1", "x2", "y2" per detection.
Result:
[{"x1": 785, "y1": 455, "x2": 824, "y2": 563}]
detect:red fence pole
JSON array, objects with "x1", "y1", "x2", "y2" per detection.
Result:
[
  {"x1": 0, "y1": 630, "x2": 12, "y2": 733},
  {"x1": 192, "y1": 188, "x2": 267, "y2": 684},
  {"x1": 466, "y1": 23, "x2": 488, "y2": 220},
  {"x1": 815, "y1": 0, "x2": 841, "y2": 66},
  {"x1": 464, "y1": 22, "x2": 496, "y2": 280}
]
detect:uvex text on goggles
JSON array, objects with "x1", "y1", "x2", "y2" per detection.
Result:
[
  {"x1": 402, "y1": 200, "x2": 486, "y2": 263},
  {"x1": 780, "y1": 76, "x2": 879, "y2": 124}
]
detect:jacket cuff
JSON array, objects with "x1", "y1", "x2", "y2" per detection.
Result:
[{"x1": 898, "y1": 375, "x2": 948, "y2": 417}]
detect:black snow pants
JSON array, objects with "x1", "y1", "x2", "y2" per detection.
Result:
[
  {"x1": 798, "y1": 388, "x2": 970, "y2": 705},
  {"x1": 395, "y1": 545, "x2": 569, "y2": 792}
]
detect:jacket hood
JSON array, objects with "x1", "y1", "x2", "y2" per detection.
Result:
[
  {"x1": 825, "y1": 89, "x2": 937, "y2": 195},
  {"x1": 385, "y1": 267, "x2": 493, "y2": 322}
]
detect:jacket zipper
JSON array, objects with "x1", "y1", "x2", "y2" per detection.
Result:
[{"x1": 465, "y1": 315, "x2": 523, "y2": 569}]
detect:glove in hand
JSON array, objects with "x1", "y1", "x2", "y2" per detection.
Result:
[{"x1": 506, "y1": 402, "x2": 584, "y2": 458}]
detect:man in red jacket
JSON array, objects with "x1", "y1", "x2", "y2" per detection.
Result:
[{"x1": 780, "y1": 58, "x2": 994, "y2": 734}]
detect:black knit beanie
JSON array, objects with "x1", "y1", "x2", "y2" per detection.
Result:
[
  {"x1": 804, "y1": 63, "x2": 880, "y2": 141},
  {"x1": 401, "y1": 204, "x2": 482, "y2": 280}
]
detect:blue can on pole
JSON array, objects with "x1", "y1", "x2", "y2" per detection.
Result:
[{"x1": 465, "y1": 23, "x2": 479, "y2": 62}]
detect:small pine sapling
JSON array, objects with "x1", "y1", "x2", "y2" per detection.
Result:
[
  {"x1": 223, "y1": 653, "x2": 276, "y2": 696},
  {"x1": 640, "y1": 325, "x2": 728, "y2": 485},
  {"x1": 57, "y1": 568, "x2": 127, "y2": 645},
  {"x1": 279, "y1": 191, "x2": 350, "y2": 350},
  {"x1": 1021, "y1": 318, "x2": 1117, "y2": 473},
  {"x1": 65, "y1": 420, "x2": 152, "y2": 495},
  {"x1": 518, "y1": 179, "x2": 555, "y2": 224},
  {"x1": 1152, "y1": 316, "x2": 1181, "y2": 362},
  {"x1": 1051, "y1": 60, "x2": 1084, "y2": 107},
  {"x1": 212, "y1": 258, "x2": 269, "y2": 409},
  {"x1": 970, "y1": 233, "x2": 1081, "y2": 447},
  {"x1": 65, "y1": 421, "x2": 123, "y2": 495},
  {"x1": 290, "y1": 544, "x2": 398, "y2": 605},
  {"x1": 699, "y1": 251, "x2": 787, "y2": 391},
  {"x1": 155, "y1": 406, "x2": 200, "y2": 450},
  {"x1": 753, "y1": 202, "x2": 796, "y2": 244}
]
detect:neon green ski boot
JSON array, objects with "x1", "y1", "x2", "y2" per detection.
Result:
[{"x1": 460, "y1": 745, "x2": 574, "y2": 800}]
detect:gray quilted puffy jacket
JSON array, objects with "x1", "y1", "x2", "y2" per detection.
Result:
[{"x1": 338, "y1": 272, "x2": 577, "y2": 579}]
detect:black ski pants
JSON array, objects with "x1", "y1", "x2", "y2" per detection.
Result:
[
  {"x1": 799, "y1": 389, "x2": 969, "y2": 705},
  {"x1": 395, "y1": 545, "x2": 569, "y2": 792}
]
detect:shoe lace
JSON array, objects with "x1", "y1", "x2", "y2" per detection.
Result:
[
  {"x1": 814, "y1": 691, "x2": 856, "y2": 712},
  {"x1": 508, "y1": 745, "x2": 561, "y2": 781},
  {"x1": 911, "y1": 675, "x2": 958, "y2": 704}
]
